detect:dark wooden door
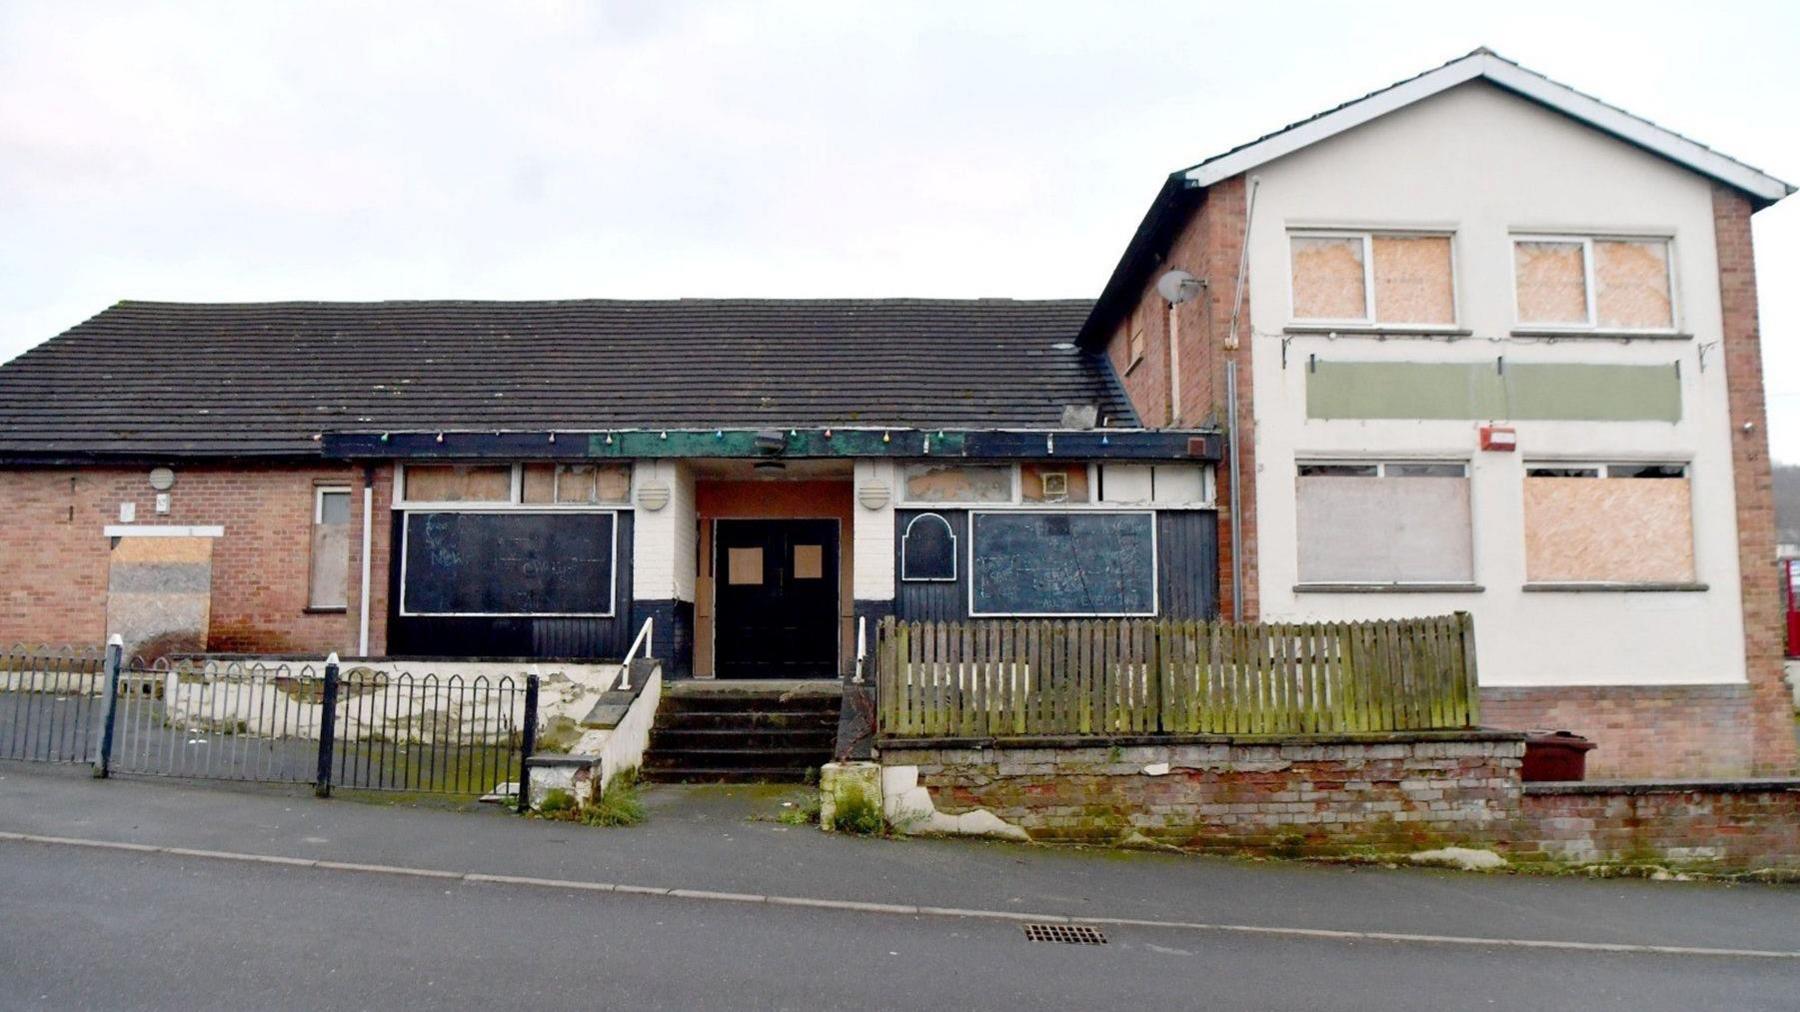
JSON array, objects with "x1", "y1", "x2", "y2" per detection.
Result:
[{"x1": 714, "y1": 519, "x2": 839, "y2": 678}]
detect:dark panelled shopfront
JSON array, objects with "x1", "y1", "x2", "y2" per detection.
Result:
[{"x1": 387, "y1": 510, "x2": 636, "y2": 659}]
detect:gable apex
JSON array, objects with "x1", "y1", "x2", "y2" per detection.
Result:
[{"x1": 1183, "y1": 49, "x2": 1793, "y2": 206}]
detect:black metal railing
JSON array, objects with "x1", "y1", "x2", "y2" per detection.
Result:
[
  {"x1": 1, "y1": 643, "x2": 538, "y2": 808},
  {"x1": 0, "y1": 645, "x2": 107, "y2": 763},
  {"x1": 328, "y1": 668, "x2": 532, "y2": 797}
]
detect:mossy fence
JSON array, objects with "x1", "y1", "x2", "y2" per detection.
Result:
[{"x1": 873, "y1": 613, "x2": 1479, "y2": 739}]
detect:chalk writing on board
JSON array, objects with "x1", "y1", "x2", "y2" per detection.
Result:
[{"x1": 970, "y1": 511, "x2": 1155, "y2": 616}]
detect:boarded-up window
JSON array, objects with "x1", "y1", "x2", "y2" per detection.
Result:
[
  {"x1": 309, "y1": 488, "x2": 351, "y2": 609},
  {"x1": 521, "y1": 463, "x2": 632, "y2": 504},
  {"x1": 1296, "y1": 463, "x2": 1473, "y2": 584},
  {"x1": 793, "y1": 544, "x2": 824, "y2": 580},
  {"x1": 1371, "y1": 236, "x2": 1454, "y2": 324},
  {"x1": 1021, "y1": 463, "x2": 1091, "y2": 503},
  {"x1": 902, "y1": 464, "x2": 1012, "y2": 503},
  {"x1": 1514, "y1": 240, "x2": 1589, "y2": 325},
  {"x1": 1594, "y1": 239, "x2": 1673, "y2": 329},
  {"x1": 1293, "y1": 232, "x2": 1454, "y2": 325},
  {"x1": 1524, "y1": 464, "x2": 1694, "y2": 583},
  {"x1": 1291, "y1": 236, "x2": 1367, "y2": 320},
  {"x1": 727, "y1": 547, "x2": 764, "y2": 586},
  {"x1": 403, "y1": 465, "x2": 512, "y2": 503}
]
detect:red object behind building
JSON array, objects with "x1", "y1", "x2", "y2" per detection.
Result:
[{"x1": 1784, "y1": 559, "x2": 1800, "y2": 659}]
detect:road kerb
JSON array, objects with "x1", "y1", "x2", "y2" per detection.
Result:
[{"x1": 5, "y1": 832, "x2": 1799, "y2": 961}]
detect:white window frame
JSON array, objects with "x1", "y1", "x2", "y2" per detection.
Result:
[
  {"x1": 396, "y1": 462, "x2": 634, "y2": 510},
  {"x1": 1296, "y1": 460, "x2": 1469, "y2": 479},
  {"x1": 1293, "y1": 458, "x2": 1476, "y2": 588},
  {"x1": 1509, "y1": 233, "x2": 1679, "y2": 335},
  {"x1": 397, "y1": 507, "x2": 619, "y2": 619},
  {"x1": 966, "y1": 508, "x2": 1159, "y2": 618},
  {"x1": 314, "y1": 485, "x2": 352, "y2": 524},
  {"x1": 897, "y1": 462, "x2": 1214, "y2": 510},
  {"x1": 1523, "y1": 461, "x2": 1688, "y2": 479},
  {"x1": 1288, "y1": 229, "x2": 1459, "y2": 329},
  {"x1": 309, "y1": 486, "x2": 353, "y2": 610}
]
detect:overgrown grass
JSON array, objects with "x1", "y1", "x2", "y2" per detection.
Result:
[
  {"x1": 582, "y1": 770, "x2": 647, "y2": 827},
  {"x1": 830, "y1": 783, "x2": 884, "y2": 836}
]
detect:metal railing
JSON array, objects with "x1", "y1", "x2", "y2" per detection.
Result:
[
  {"x1": 1, "y1": 642, "x2": 539, "y2": 809},
  {"x1": 0, "y1": 645, "x2": 107, "y2": 763}
]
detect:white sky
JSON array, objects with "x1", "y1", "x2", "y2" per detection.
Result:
[{"x1": 4, "y1": 2, "x2": 1798, "y2": 458}]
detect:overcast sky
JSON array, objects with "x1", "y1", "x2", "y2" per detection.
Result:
[{"x1": 4, "y1": 2, "x2": 1798, "y2": 458}]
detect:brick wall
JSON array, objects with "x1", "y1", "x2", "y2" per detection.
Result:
[
  {"x1": 880, "y1": 733, "x2": 1523, "y2": 852},
  {"x1": 1518, "y1": 782, "x2": 1800, "y2": 871},
  {"x1": 1481, "y1": 684, "x2": 1755, "y2": 779},
  {"x1": 0, "y1": 464, "x2": 359, "y2": 655},
  {"x1": 1101, "y1": 174, "x2": 1258, "y2": 619},
  {"x1": 1713, "y1": 187, "x2": 1799, "y2": 777}
]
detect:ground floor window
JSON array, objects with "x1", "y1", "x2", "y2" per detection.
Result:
[
  {"x1": 1523, "y1": 462, "x2": 1693, "y2": 584},
  {"x1": 309, "y1": 486, "x2": 351, "y2": 609},
  {"x1": 968, "y1": 510, "x2": 1156, "y2": 616},
  {"x1": 1295, "y1": 461, "x2": 1473, "y2": 585},
  {"x1": 399, "y1": 510, "x2": 617, "y2": 617}
]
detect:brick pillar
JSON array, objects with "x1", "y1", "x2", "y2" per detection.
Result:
[
  {"x1": 1713, "y1": 186, "x2": 1798, "y2": 775},
  {"x1": 1175, "y1": 175, "x2": 1258, "y2": 621}
]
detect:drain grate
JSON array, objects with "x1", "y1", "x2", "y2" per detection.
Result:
[{"x1": 1022, "y1": 923, "x2": 1107, "y2": 945}]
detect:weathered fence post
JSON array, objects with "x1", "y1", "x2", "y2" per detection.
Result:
[
  {"x1": 91, "y1": 635, "x2": 123, "y2": 778},
  {"x1": 315, "y1": 653, "x2": 340, "y2": 798},
  {"x1": 516, "y1": 673, "x2": 540, "y2": 814}
]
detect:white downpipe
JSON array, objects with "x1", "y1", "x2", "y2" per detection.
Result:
[
  {"x1": 619, "y1": 616, "x2": 654, "y2": 691},
  {"x1": 853, "y1": 615, "x2": 868, "y2": 684},
  {"x1": 1166, "y1": 304, "x2": 1182, "y2": 426},
  {"x1": 357, "y1": 485, "x2": 373, "y2": 656}
]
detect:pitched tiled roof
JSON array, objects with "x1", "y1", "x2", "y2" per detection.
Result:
[{"x1": 0, "y1": 299, "x2": 1135, "y2": 459}]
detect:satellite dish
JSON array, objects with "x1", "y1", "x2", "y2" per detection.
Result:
[{"x1": 1156, "y1": 269, "x2": 1203, "y2": 305}]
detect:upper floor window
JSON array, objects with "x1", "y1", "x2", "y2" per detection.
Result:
[
  {"x1": 1289, "y1": 231, "x2": 1455, "y2": 327},
  {"x1": 1512, "y1": 235, "x2": 1674, "y2": 332}
]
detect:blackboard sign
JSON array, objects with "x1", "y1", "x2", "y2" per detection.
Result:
[
  {"x1": 970, "y1": 511, "x2": 1155, "y2": 616},
  {"x1": 901, "y1": 513, "x2": 957, "y2": 581},
  {"x1": 402, "y1": 511, "x2": 616, "y2": 616}
]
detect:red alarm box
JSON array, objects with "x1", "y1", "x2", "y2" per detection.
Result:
[{"x1": 1480, "y1": 424, "x2": 1517, "y2": 451}]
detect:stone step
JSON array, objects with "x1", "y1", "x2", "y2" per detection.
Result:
[
  {"x1": 653, "y1": 709, "x2": 839, "y2": 731},
  {"x1": 643, "y1": 746, "x2": 829, "y2": 770},
  {"x1": 650, "y1": 727, "x2": 836, "y2": 750},
  {"x1": 639, "y1": 766, "x2": 815, "y2": 785}
]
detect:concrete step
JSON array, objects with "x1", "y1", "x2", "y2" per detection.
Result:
[
  {"x1": 650, "y1": 727, "x2": 836, "y2": 750},
  {"x1": 639, "y1": 766, "x2": 815, "y2": 784},
  {"x1": 653, "y1": 709, "x2": 838, "y2": 731},
  {"x1": 643, "y1": 746, "x2": 829, "y2": 770}
]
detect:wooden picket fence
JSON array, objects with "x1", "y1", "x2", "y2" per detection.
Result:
[{"x1": 873, "y1": 613, "x2": 1479, "y2": 739}]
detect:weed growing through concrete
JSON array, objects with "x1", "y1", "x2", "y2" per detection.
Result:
[
  {"x1": 831, "y1": 783, "x2": 884, "y2": 836},
  {"x1": 775, "y1": 793, "x2": 821, "y2": 826},
  {"x1": 582, "y1": 770, "x2": 647, "y2": 827}
]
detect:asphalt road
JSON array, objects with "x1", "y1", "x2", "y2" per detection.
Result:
[
  {"x1": 2, "y1": 763, "x2": 1798, "y2": 1010},
  {"x1": 4, "y1": 842, "x2": 1797, "y2": 1012}
]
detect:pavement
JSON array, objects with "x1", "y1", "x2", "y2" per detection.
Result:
[{"x1": 2, "y1": 761, "x2": 1799, "y2": 1010}]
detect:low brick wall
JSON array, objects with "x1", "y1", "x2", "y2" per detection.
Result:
[
  {"x1": 877, "y1": 732, "x2": 1524, "y2": 853},
  {"x1": 1480, "y1": 684, "x2": 1756, "y2": 779},
  {"x1": 1517, "y1": 780, "x2": 1800, "y2": 871}
]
